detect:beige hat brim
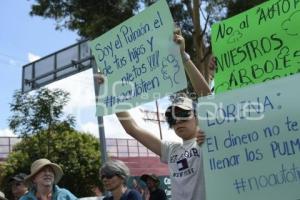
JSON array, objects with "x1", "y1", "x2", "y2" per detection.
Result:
[{"x1": 24, "y1": 163, "x2": 63, "y2": 186}]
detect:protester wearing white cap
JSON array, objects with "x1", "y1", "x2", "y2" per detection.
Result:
[
  {"x1": 20, "y1": 158, "x2": 77, "y2": 200},
  {"x1": 116, "y1": 29, "x2": 212, "y2": 200}
]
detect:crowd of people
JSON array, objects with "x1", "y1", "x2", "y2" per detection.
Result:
[
  {"x1": 1, "y1": 158, "x2": 168, "y2": 200},
  {"x1": 1, "y1": 27, "x2": 215, "y2": 200}
]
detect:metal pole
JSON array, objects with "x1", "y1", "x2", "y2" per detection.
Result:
[
  {"x1": 155, "y1": 100, "x2": 163, "y2": 140},
  {"x1": 92, "y1": 61, "x2": 107, "y2": 164}
]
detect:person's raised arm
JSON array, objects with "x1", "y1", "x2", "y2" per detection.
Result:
[
  {"x1": 173, "y1": 30, "x2": 211, "y2": 96},
  {"x1": 95, "y1": 74, "x2": 163, "y2": 156},
  {"x1": 116, "y1": 111, "x2": 162, "y2": 156}
]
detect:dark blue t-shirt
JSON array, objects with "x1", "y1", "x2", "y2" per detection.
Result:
[{"x1": 103, "y1": 189, "x2": 142, "y2": 200}]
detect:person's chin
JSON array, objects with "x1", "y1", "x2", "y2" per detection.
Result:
[
  {"x1": 43, "y1": 179, "x2": 54, "y2": 185},
  {"x1": 104, "y1": 184, "x2": 112, "y2": 190},
  {"x1": 176, "y1": 128, "x2": 188, "y2": 136},
  {"x1": 175, "y1": 126, "x2": 186, "y2": 132}
]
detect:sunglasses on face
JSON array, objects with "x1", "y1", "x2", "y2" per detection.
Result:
[{"x1": 166, "y1": 109, "x2": 193, "y2": 126}]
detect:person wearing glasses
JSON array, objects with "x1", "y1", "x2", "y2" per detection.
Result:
[
  {"x1": 116, "y1": 30, "x2": 212, "y2": 200},
  {"x1": 9, "y1": 173, "x2": 28, "y2": 200},
  {"x1": 100, "y1": 160, "x2": 142, "y2": 200}
]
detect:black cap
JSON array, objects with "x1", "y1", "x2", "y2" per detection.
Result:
[{"x1": 9, "y1": 173, "x2": 27, "y2": 182}]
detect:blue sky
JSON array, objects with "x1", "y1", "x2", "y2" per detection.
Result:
[
  {"x1": 0, "y1": 1, "x2": 77, "y2": 134},
  {"x1": 0, "y1": 0, "x2": 178, "y2": 141}
]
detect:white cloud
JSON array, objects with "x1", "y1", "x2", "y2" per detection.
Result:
[
  {"x1": 103, "y1": 115, "x2": 130, "y2": 139},
  {"x1": 77, "y1": 115, "x2": 130, "y2": 139},
  {"x1": 28, "y1": 52, "x2": 41, "y2": 62},
  {"x1": 47, "y1": 69, "x2": 96, "y2": 113},
  {"x1": 80, "y1": 122, "x2": 99, "y2": 137},
  {"x1": 0, "y1": 128, "x2": 16, "y2": 137}
]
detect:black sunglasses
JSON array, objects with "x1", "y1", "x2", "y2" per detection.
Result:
[{"x1": 166, "y1": 109, "x2": 193, "y2": 126}]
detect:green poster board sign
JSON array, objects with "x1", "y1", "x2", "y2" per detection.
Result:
[
  {"x1": 89, "y1": 0, "x2": 187, "y2": 116},
  {"x1": 198, "y1": 73, "x2": 300, "y2": 200},
  {"x1": 212, "y1": 0, "x2": 300, "y2": 93}
]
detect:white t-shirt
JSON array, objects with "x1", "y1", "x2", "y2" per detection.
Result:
[{"x1": 161, "y1": 138, "x2": 206, "y2": 200}]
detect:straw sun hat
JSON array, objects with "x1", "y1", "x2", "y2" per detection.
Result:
[{"x1": 24, "y1": 158, "x2": 63, "y2": 186}]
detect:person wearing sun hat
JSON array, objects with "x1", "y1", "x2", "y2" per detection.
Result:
[{"x1": 20, "y1": 158, "x2": 77, "y2": 200}]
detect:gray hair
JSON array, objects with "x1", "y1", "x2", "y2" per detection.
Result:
[{"x1": 100, "y1": 160, "x2": 130, "y2": 183}]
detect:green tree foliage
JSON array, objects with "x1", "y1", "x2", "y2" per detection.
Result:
[
  {"x1": 0, "y1": 128, "x2": 102, "y2": 198},
  {"x1": 8, "y1": 88, "x2": 75, "y2": 137},
  {"x1": 226, "y1": 0, "x2": 267, "y2": 18},
  {"x1": 28, "y1": 0, "x2": 215, "y2": 89},
  {"x1": 3, "y1": 88, "x2": 102, "y2": 197},
  {"x1": 29, "y1": 0, "x2": 140, "y2": 38},
  {"x1": 28, "y1": 0, "x2": 267, "y2": 94}
]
